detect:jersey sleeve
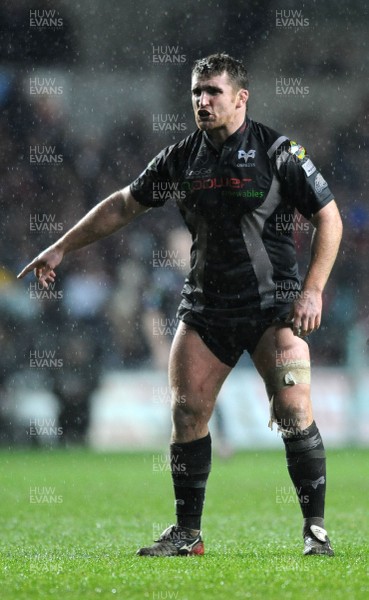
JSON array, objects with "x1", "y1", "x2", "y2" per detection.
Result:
[
  {"x1": 277, "y1": 140, "x2": 335, "y2": 219},
  {"x1": 130, "y1": 144, "x2": 177, "y2": 208}
]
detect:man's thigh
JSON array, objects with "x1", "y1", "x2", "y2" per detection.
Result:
[
  {"x1": 169, "y1": 322, "x2": 233, "y2": 442},
  {"x1": 252, "y1": 324, "x2": 310, "y2": 376},
  {"x1": 169, "y1": 321, "x2": 232, "y2": 408}
]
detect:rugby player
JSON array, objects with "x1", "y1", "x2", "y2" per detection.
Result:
[{"x1": 18, "y1": 54, "x2": 342, "y2": 557}]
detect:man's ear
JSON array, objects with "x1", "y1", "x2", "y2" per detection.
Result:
[{"x1": 236, "y1": 89, "x2": 249, "y2": 109}]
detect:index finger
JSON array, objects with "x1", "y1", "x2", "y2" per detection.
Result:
[{"x1": 17, "y1": 259, "x2": 41, "y2": 279}]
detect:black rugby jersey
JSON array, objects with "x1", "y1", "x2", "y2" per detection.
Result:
[{"x1": 130, "y1": 117, "x2": 334, "y2": 321}]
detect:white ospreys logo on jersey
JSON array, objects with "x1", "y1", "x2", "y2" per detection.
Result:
[
  {"x1": 237, "y1": 149, "x2": 256, "y2": 167},
  {"x1": 238, "y1": 149, "x2": 256, "y2": 162},
  {"x1": 314, "y1": 172, "x2": 328, "y2": 194}
]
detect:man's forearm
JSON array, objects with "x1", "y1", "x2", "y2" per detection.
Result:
[
  {"x1": 303, "y1": 202, "x2": 342, "y2": 293},
  {"x1": 54, "y1": 189, "x2": 144, "y2": 255},
  {"x1": 16, "y1": 186, "x2": 148, "y2": 283}
]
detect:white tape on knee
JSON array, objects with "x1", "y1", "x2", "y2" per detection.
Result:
[
  {"x1": 264, "y1": 360, "x2": 311, "y2": 430},
  {"x1": 264, "y1": 360, "x2": 311, "y2": 399}
]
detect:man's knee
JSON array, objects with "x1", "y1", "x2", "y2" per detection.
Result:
[
  {"x1": 171, "y1": 393, "x2": 213, "y2": 431},
  {"x1": 263, "y1": 359, "x2": 311, "y2": 433},
  {"x1": 264, "y1": 359, "x2": 311, "y2": 398}
]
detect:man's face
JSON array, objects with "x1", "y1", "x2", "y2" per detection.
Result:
[{"x1": 191, "y1": 71, "x2": 247, "y2": 132}]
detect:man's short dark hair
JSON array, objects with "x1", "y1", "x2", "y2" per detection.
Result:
[{"x1": 192, "y1": 53, "x2": 249, "y2": 90}]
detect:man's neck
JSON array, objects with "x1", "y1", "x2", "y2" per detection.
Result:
[{"x1": 205, "y1": 114, "x2": 247, "y2": 149}]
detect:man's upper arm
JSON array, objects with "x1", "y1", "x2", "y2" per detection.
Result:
[
  {"x1": 310, "y1": 199, "x2": 342, "y2": 230},
  {"x1": 277, "y1": 140, "x2": 335, "y2": 219},
  {"x1": 129, "y1": 145, "x2": 176, "y2": 208},
  {"x1": 121, "y1": 185, "x2": 150, "y2": 219}
]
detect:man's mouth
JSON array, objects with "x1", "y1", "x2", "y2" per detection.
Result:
[{"x1": 198, "y1": 109, "x2": 212, "y2": 120}]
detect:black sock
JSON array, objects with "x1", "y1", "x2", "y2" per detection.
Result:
[
  {"x1": 282, "y1": 421, "x2": 326, "y2": 536},
  {"x1": 170, "y1": 433, "x2": 211, "y2": 531}
]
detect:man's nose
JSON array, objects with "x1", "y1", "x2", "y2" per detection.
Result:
[{"x1": 198, "y1": 92, "x2": 210, "y2": 107}]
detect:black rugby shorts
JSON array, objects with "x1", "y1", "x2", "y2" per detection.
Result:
[{"x1": 177, "y1": 305, "x2": 305, "y2": 367}]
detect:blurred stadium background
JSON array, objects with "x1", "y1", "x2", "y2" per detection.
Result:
[{"x1": 1, "y1": 0, "x2": 368, "y2": 451}]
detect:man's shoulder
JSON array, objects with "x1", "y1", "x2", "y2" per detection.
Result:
[
  {"x1": 248, "y1": 118, "x2": 290, "y2": 156},
  {"x1": 160, "y1": 129, "x2": 202, "y2": 160}
]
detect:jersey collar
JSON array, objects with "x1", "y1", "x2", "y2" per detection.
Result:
[{"x1": 203, "y1": 116, "x2": 250, "y2": 152}]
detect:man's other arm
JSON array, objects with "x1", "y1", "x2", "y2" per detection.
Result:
[
  {"x1": 17, "y1": 186, "x2": 148, "y2": 288},
  {"x1": 289, "y1": 200, "x2": 343, "y2": 335}
]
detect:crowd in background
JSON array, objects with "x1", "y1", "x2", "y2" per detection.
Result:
[{"x1": 1, "y1": 0, "x2": 368, "y2": 444}]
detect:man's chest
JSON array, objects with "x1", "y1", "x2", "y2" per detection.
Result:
[{"x1": 177, "y1": 137, "x2": 276, "y2": 217}]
